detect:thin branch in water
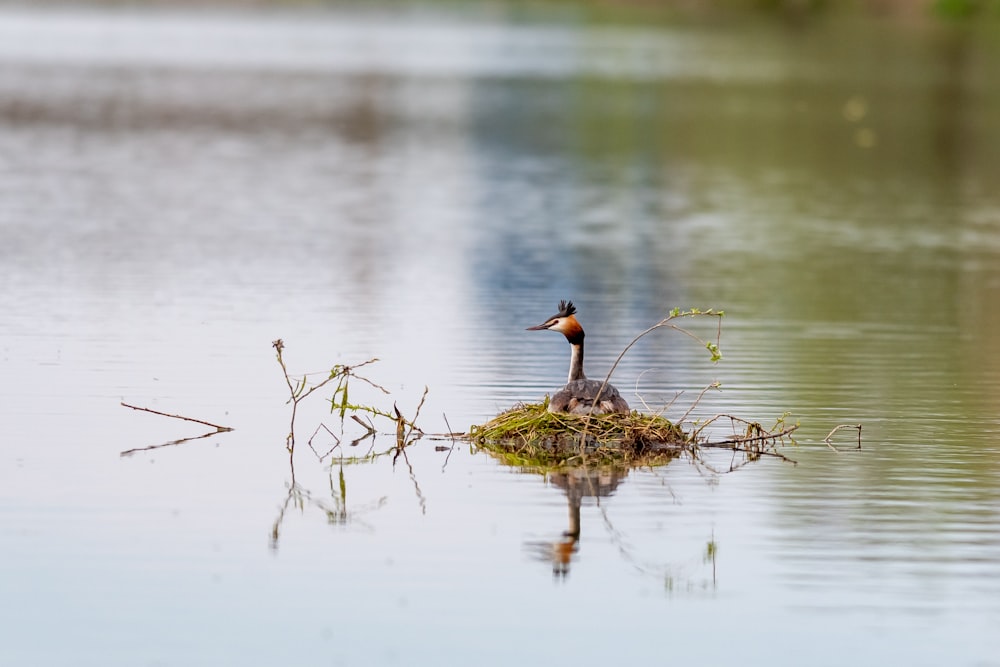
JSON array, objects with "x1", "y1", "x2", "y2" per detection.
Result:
[
  {"x1": 824, "y1": 423, "x2": 863, "y2": 452},
  {"x1": 349, "y1": 426, "x2": 378, "y2": 449},
  {"x1": 599, "y1": 308, "x2": 724, "y2": 404},
  {"x1": 393, "y1": 403, "x2": 407, "y2": 458},
  {"x1": 120, "y1": 402, "x2": 233, "y2": 432},
  {"x1": 656, "y1": 390, "x2": 684, "y2": 417},
  {"x1": 702, "y1": 425, "x2": 800, "y2": 448},
  {"x1": 631, "y1": 370, "x2": 685, "y2": 418},
  {"x1": 577, "y1": 308, "x2": 725, "y2": 453},
  {"x1": 349, "y1": 372, "x2": 392, "y2": 395},
  {"x1": 307, "y1": 423, "x2": 341, "y2": 461},
  {"x1": 407, "y1": 386, "x2": 430, "y2": 439},
  {"x1": 350, "y1": 415, "x2": 376, "y2": 440},
  {"x1": 692, "y1": 413, "x2": 800, "y2": 467},
  {"x1": 675, "y1": 382, "x2": 722, "y2": 427},
  {"x1": 441, "y1": 413, "x2": 458, "y2": 472},
  {"x1": 345, "y1": 414, "x2": 378, "y2": 448},
  {"x1": 632, "y1": 368, "x2": 660, "y2": 412},
  {"x1": 273, "y1": 339, "x2": 381, "y2": 455}
]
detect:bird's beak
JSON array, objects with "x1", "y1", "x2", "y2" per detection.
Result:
[{"x1": 526, "y1": 322, "x2": 551, "y2": 331}]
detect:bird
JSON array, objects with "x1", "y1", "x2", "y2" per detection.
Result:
[{"x1": 527, "y1": 300, "x2": 630, "y2": 416}]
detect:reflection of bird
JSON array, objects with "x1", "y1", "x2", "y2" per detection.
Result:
[
  {"x1": 527, "y1": 300, "x2": 630, "y2": 415},
  {"x1": 524, "y1": 467, "x2": 629, "y2": 577}
]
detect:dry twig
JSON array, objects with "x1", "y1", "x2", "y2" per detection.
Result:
[
  {"x1": 120, "y1": 401, "x2": 232, "y2": 432},
  {"x1": 824, "y1": 423, "x2": 863, "y2": 452},
  {"x1": 578, "y1": 308, "x2": 724, "y2": 453}
]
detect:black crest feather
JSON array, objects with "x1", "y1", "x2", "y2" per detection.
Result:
[{"x1": 556, "y1": 300, "x2": 576, "y2": 317}]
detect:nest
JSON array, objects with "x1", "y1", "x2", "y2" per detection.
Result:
[{"x1": 469, "y1": 401, "x2": 690, "y2": 467}]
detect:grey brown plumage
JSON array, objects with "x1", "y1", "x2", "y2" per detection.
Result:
[
  {"x1": 549, "y1": 378, "x2": 630, "y2": 416},
  {"x1": 527, "y1": 300, "x2": 630, "y2": 416}
]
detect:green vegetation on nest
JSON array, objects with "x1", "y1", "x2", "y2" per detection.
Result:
[{"x1": 470, "y1": 400, "x2": 689, "y2": 467}]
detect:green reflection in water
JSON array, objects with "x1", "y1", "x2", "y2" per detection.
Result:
[{"x1": 463, "y1": 16, "x2": 1000, "y2": 544}]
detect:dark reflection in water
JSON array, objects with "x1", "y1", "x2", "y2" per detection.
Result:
[{"x1": 524, "y1": 466, "x2": 629, "y2": 577}]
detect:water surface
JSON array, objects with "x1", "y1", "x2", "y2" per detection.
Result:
[{"x1": 2, "y1": 7, "x2": 1000, "y2": 666}]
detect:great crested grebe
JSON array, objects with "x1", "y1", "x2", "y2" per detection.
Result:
[{"x1": 527, "y1": 300, "x2": 630, "y2": 416}]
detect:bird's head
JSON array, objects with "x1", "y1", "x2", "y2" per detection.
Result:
[{"x1": 527, "y1": 300, "x2": 584, "y2": 341}]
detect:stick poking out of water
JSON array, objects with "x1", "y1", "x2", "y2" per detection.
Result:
[
  {"x1": 823, "y1": 423, "x2": 862, "y2": 452},
  {"x1": 120, "y1": 401, "x2": 234, "y2": 432}
]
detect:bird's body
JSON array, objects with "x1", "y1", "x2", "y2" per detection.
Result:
[
  {"x1": 549, "y1": 378, "x2": 629, "y2": 416},
  {"x1": 527, "y1": 300, "x2": 630, "y2": 416}
]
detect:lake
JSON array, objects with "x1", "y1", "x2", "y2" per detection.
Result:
[{"x1": 1, "y1": 5, "x2": 999, "y2": 665}]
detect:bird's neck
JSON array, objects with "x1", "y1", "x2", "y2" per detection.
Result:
[{"x1": 567, "y1": 340, "x2": 586, "y2": 383}]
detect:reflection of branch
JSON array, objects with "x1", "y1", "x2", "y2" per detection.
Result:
[
  {"x1": 397, "y1": 446, "x2": 427, "y2": 515},
  {"x1": 270, "y1": 482, "x2": 305, "y2": 551},
  {"x1": 596, "y1": 503, "x2": 659, "y2": 576},
  {"x1": 385, "y1": 393, "x2": 429, "y2": 514},
  {"x1": 269, "y1": 470, "x2": 387, "y2": 551},
  {"x1": 120, "y1": 428, "x2": 226, "y2": 457},
  {"x1": 586, "y1": 479, "x2": 718, "y2": 590},
  {"x1": 349, "y1": 428, "x2": 377, "y2": 449},
  {"x1": 121, "y1": 402, "x2": 233, "y2": 431}
]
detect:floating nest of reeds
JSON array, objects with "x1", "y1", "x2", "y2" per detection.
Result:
[{"x1": 469, "y1": 400, "x2": 691, "y2": 467}]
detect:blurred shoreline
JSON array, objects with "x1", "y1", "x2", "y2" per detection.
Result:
[{"x1": 1, "y1": 0, "x2": 997, "y2": 27}]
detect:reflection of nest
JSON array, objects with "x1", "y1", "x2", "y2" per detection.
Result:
[{"x1": 548, "y1": 466, "x2": 628, "y2": 505}]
